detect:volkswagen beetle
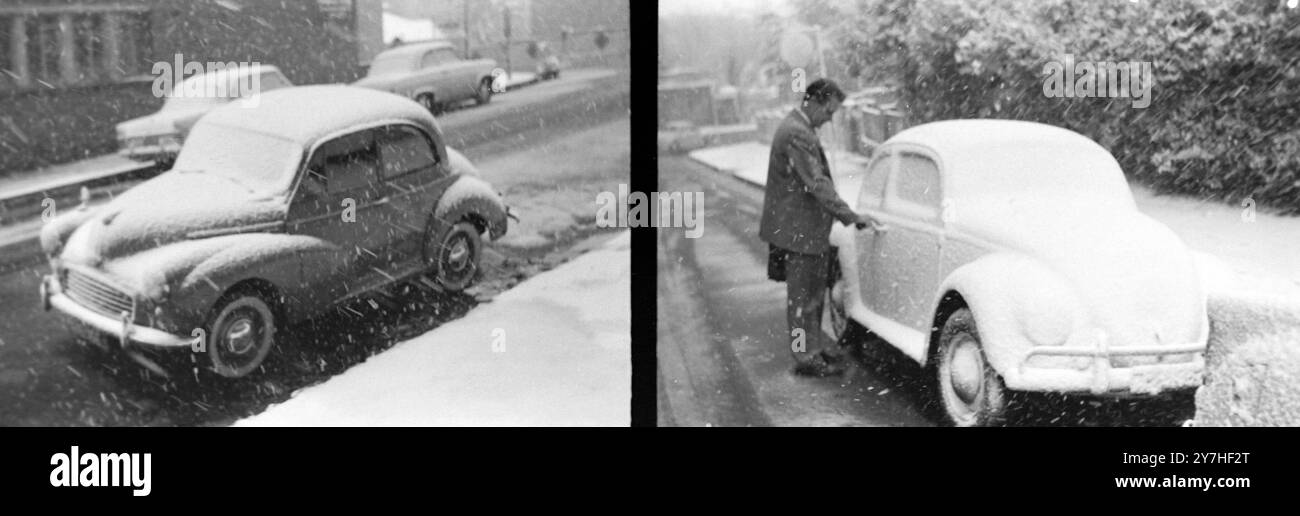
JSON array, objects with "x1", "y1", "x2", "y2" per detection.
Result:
[
  {"x1": 825, "y1": 120, "x2": 1208, "y2": 426},
  {"x1": 41, "y1": 85, "x2": 509, "y2": 379}
]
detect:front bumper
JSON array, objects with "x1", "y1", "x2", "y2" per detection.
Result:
[
  {"x1": 41, "y1": 274, "x2": 190, "y2": 349},
  {"x1": 1016, "y1": 341, "x2": 1206, "y2": 395}
]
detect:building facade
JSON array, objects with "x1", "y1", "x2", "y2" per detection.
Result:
[{"x1": 0, "y1": 0, "x2": 382, "y2": 175}]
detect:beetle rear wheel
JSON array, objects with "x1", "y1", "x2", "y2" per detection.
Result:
[
  {"x1": 934, "y1": 308, "x2": 1009, "y2": 426},
  {"x1": 206, "y1": 294, "x2": 276, "y2": 379}
]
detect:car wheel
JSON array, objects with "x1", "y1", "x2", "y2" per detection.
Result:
[
  {"x1": 430, "y1": 221, "x2": 482, "y2": 292},
  {"x1": 934, "y1": 307, "x2": 1010, "y2": 426},
  {"x1": 476, "y1": 78, "x2": 493, "y2": 105},
  {"x1": 206, "y1": 293, "x2": 276, "y2": 379},
  {"x1": 416, "y1": 93, "x2": 439, "y2": 115}
]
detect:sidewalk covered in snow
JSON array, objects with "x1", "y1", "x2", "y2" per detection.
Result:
[{"x1": 236, "y1": 232, "x2": 630, "y2": 427}]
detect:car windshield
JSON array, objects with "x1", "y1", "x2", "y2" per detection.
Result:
[
  {"x1": 367, "y1": 54, "x2": 414, "y2": 76},
  {"x1": 172, "y1": 122, "x2": 303, "y2": 195}
]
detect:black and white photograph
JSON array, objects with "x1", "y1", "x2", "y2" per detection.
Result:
[
  {"x1": 0, "y1": 0, "x2": 630, "y2": 427},
  {"x1": 657, "y1": 0, "x2": 1300, "y2": 427}
]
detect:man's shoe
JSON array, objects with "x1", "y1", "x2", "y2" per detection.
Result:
[{"x1": 793, "y1": 354, "x2": 846, "y2": 377}]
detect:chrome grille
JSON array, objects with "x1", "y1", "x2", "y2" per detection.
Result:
[{"x1": 63, "y1": 267, "x2": 138, "y2": 323}]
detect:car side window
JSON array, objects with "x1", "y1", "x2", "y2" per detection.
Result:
[
  {"x1": 377, "y1": 125, "x2": 439, "y2": 180},
  {"x1": 891, "y1": 152, "x2": 942, "y2": 219},
  {"x1": 436, "y1": 49, "x2": 460, "y2": 63},
  {"x1": 309, "y1": 130, "x2": 378, "y2": 196},
  {"x1": 857, "y1": 151, "x2": 891, "y2": 211},
  {"x1": 420, "y1": 51, "x2": 439, "y2": 69},
  {"x1": 259, "y1": 72, "x2": 288, "y2": 91}
]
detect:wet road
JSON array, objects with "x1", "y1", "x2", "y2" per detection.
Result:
[
  {"x1": 656, "y1": 155, "x2": 1194, "y2": 427},
  {"x1": 0, "y1": 70, "x2": 629, "y2": 426}
]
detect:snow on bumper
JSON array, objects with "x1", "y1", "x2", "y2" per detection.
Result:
[{"x1": 1010, "y1": 340, "x2": 1206, "y2": 395}]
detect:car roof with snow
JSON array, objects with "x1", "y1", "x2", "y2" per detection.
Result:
[
  {"x1": 197, "y1": 85, "x2": 441, "y2": 148},
  {"x1": 375, "y1": 41, "x2": 456, "y2": 60},
  {"x1": 885, "y1": 119, "x2": 1131, "y2": 202}
]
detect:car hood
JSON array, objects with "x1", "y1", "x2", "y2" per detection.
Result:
[
  {"x1": 353, "y1": 75, "x2": 401, "y2": 90},
  {"x1": 59, "y1": 171, "x2": 286, "y2": 267},
  {"x1": 954, "y1": 196, "x2": 1206, "y2": 346},
  {"x1": 116, "y1": 106, "x2": 211, "y2": 139}
]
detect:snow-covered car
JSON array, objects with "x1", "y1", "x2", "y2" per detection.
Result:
[
  {"x1": 116, "y1": 64, "x2": 292, "y2": 165},
  {"x1": 354, "y1": 41, "x2": 498, "y2": 113},
  {"x1": 40, "y1": 85, "x2": 509, "y2": 379},
  {"x1": 825, "y1": 120, "x2": 1208, "y2": 426}
]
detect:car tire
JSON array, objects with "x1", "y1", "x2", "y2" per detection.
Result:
[
  {"x1": 933, "y1": 307, "x2": 1010, "y2": 427},
  {"x1": 205, "y1": 292, "x2": 276, "y2": 379},
  {"x1": 416, "y1": 93, "x2": 439, "y2": 115},
  {"x1": 430, "y1": 221, "x2": 482, "y2": 292},
  {"x1": 476, "y1": 78, "x2": 493, "y2": 105}
]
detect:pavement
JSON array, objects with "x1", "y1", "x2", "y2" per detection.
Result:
[{"x1": 236, "y1": 231, "x2": 630, "y2": 427}]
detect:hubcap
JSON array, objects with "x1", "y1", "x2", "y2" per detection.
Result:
[
  {"x1": 225, "y1": 316, "x2": 257, "y2": 355},
  {"x1": 446, "y1": 236, "x2": 470, "y2": 271},
  {"x1": 947, "y1": 336, "x2": 984, "y2": 405}
]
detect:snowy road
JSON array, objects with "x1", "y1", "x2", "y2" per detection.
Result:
[
  {"x1": 0, "y1": 72, "x2": 629, "y2": 426},
  {"x1": 657, "y1": 156, "x2": 1195, "y2": 427}
]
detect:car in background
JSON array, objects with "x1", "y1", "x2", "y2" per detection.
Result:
[
  {"x1": 823, "y1": 120, "x2": 1208, "y2": 426},
  {"x1": 116, "y1": 64, "x2": 292, "y2": 165},
  {"x1": 354, "y1": 41, "x2": 498, "y2": 113},
  {"x1": 41, "y1": 86, "x2": 509, "y2": 380}
]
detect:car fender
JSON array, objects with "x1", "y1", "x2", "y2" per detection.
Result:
[
  {"x1": 40, "y1": 205, "x2": 102, "y2": 257},
  {"x1": 432, "y1": 175, "x2": 508, "y2": 241},
  {"x1": 933, "y1": 252, "x2": 1086, "y2": 380},
  {"x1": 118, "y1": 234, "x2": 330, "y2": 331}
]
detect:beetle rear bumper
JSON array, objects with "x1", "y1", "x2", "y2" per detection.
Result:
[{"x1": 1015, "y1": 342, "x2": 1206, "y2": 395}]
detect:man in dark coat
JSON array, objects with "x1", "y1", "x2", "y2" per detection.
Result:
[{"x1": 760, "y1": 78, "x2": 879, "y2": 377}]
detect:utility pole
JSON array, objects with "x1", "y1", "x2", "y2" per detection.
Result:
[
  {"x1": 462, "y1": 0, "x2": 470, "y2": 58},
  {"x1": 503, "y1": 5, "x2": 512, "y2": 80}
]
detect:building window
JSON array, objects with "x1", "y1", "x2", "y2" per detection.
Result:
[{"x1": 0, "y1": 8, "x2": 152, "y2": 90}]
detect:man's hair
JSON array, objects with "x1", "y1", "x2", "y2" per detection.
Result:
[{"x1": 803, "y1": 78, "x2": 846, "y2": 106}]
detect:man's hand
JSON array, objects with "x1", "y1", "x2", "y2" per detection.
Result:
[{"x1": 853, "y1": 213, "x2": 887, "y2": 232}]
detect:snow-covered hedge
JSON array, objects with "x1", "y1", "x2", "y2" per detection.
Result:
[{"x1": 811, "y1": 0, "x2": 1300, "y2": 214}]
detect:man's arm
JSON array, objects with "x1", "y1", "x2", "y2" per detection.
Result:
[{"x1": 788, "y1": 130, "x2": 859, "y2": 225}]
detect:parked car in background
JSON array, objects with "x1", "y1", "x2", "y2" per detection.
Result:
[
  {"x1": 824, "y1": 120, "x2": 1208, "y2": 427},
  {"x1": 116, "y1": 64, "x2": 292, "y2": 165},
  {"x1": 42, "y1": 86, "x2": 509, "y2": 379},
  {"x1": 354, "y1": 41, "x2": 498, "y2": 113}
]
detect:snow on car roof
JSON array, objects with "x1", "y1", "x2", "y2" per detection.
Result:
[
  {"x1": 888, "y1": 119, "x2": 1131, "y2": 202},
  {"x1": 198, "y1": 85, "x2": 440, "y2": 147},
  {"x1": 374, "y1": 41, "x2": 456, "y2": 60}
]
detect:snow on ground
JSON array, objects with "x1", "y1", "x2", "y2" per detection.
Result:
[
  {"x1": 235, "y1": 231, "x2": 630, "y2": 426},
  {"x1": 688, "y1": 140, "x2": 1300, "y2": 303}
]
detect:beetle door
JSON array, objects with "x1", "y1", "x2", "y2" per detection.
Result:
[
  {"x1": 374, "y1": 124, "x2": 456, "y2": 268},
  {"x1": 870, "y1": 151, "x2": 944, "y2": 331},
  {"x1": 855, "y1": 150, "x2": 892, "y2": 312}
]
